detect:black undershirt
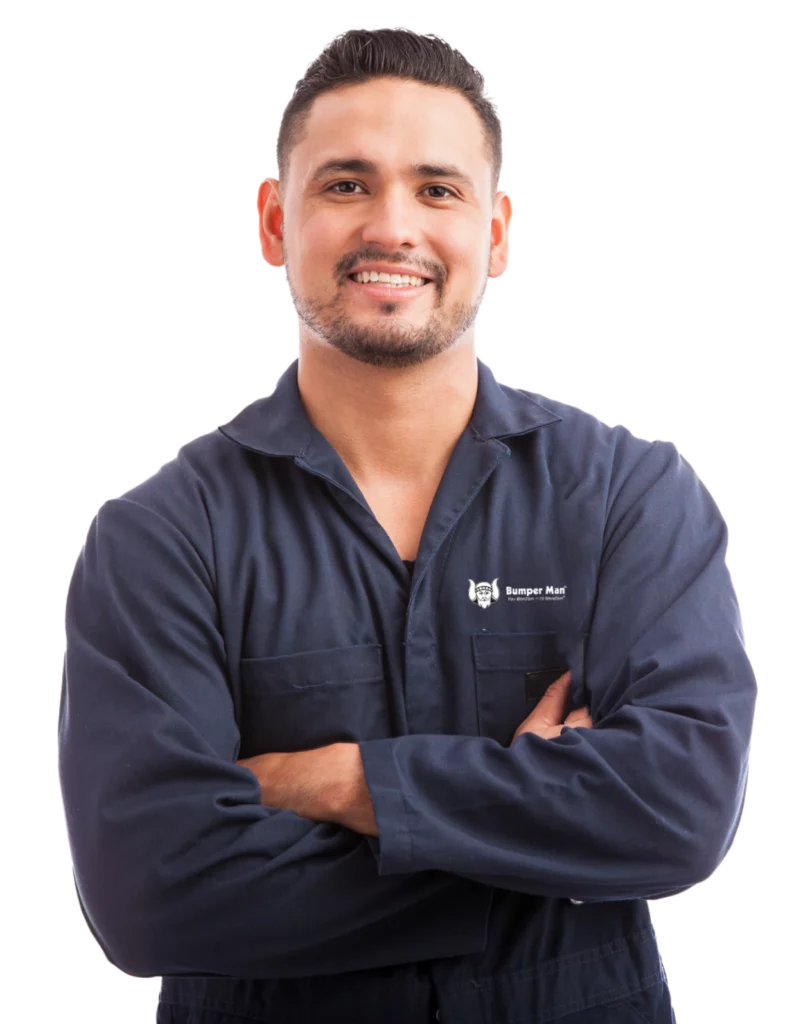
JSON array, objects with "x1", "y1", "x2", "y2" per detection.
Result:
[{"x1": 403, "y1": 558, "x2": 415, "y2": 575}]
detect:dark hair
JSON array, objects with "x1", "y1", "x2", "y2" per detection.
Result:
[{"x1": 276, "y1": 28, "x2": 502, "y2": 203}]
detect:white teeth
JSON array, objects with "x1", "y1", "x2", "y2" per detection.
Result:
[{"x1": 350, "y1": 271, "x2": 428, "y2": 287}]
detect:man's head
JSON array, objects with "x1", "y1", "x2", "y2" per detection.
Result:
[{"x1": 258, "y1": 29, "x2": 511, "y2": 370}]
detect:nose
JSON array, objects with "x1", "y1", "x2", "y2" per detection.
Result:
[{"x1": 359, "y1": 186, "x2": 423, "y2": 254}]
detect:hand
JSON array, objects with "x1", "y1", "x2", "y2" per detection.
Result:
[
  {"x1": 511, "y1": 670, "x2": 593, "y2": 745},
  {"x1": 237, "y1": 744, "x2": 379, "y2": 836}
]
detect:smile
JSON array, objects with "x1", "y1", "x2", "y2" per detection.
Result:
[{"x1": 346, "y1": 277, "x2": 433, "y2": 301}]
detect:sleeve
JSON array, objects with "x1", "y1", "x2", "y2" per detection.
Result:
[
  {"x1": 58, "y1": 493, "x2": 493, "y2": 979},
  {"x1": 358, "y1": 440, "x2": 757, "y2": 903}
]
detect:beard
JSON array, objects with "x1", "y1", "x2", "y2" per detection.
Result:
[{"x1": 283, "y1": 255, "x2": 491, "y2": 369}]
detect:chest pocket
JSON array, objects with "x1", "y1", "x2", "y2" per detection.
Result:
[
  {"x1": 238, "y1": 642, "x2": 389, "y2": 756},
  {"x1": 472, "y1": 631, "x2": 588, "y2": 747}
]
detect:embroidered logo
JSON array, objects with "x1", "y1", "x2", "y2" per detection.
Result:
[
  {"x1": 468, "y1": 577, "x2": 568, "y2": 606},
  {"x1": 468, "y1": 578, "x2": 500, "y2": 609}
]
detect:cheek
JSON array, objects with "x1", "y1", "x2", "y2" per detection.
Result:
[
  {"x1": 442, "y1": 234, "x2": 490, "y2": 288},
  {"x1": 298, "y1": 218, "x2": 353, "y2": 286}
]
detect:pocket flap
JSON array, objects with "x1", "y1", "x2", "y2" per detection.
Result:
[
  {"x1": 240, "y1": 643, "x2": 384, "y2": 693},
  {"x1": 473, "y1": 631, "x2": 564, "y2": 671}
]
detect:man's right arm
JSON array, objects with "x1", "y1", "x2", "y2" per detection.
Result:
[{"x1": 58, "y1": 496, "x2": 492, "y2": 979}]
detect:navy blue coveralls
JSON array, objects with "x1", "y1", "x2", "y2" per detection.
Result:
[{"x1": 58, "y1": 358, "x2": 757, "y2": 1023}]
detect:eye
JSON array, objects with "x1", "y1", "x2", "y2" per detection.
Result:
[
  {"x1": 326, "y1": 181, "x2": 456, "y2": 200},
  {"x1": 424, "y1": 185, "x2": 455, "y2": 199}
]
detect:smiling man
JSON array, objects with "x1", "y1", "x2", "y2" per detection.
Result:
[
  {"x1": 58, "y1": 27, "x2": 756, "y2": 1024},
  {"x1": 259, "y1": 70, "x2": 503, "y2": 576},
  {"x1": 274, "y1": 109, "x2": 495, "y2": 374}
]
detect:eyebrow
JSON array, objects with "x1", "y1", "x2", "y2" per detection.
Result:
[{"x1": 309, "y1": 158, "x2": 476, "y2": 193}]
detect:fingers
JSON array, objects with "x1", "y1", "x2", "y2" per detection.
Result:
[
  {"x1": 563, "y1": 706, "x2": 593, "y2": 729},
  {"x1": 510, "y1": 672, "x2": 593, "y2": 745},
  {"x1": 529, "y1": 669, "x2": 571, "y2": 728}
]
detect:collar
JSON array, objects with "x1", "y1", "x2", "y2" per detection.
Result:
[{"x1": 217, "y1": 357, "x2": 562, "y2": 458}]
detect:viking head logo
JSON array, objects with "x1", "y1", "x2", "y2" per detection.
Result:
[{"x1": 469, "y1": 578, "x2": 500, "y2": 609}]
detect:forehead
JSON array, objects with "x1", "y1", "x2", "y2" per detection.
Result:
[{"x1": 293, "y1": 78, "x2": 487, "y2": 192}]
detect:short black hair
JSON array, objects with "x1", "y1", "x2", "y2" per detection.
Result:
[{"x1": 276, "y1": 28, "x2": 502, "y2": 203}]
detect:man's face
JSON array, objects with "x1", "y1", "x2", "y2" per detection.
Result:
[{"x1": 259, "y1": 77, "x2": 511, "y2": 369}]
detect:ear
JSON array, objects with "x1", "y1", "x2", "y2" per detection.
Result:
[
  {"x1": 487, "y1": 190, "x2": 514, "y2": 280},
  {"x1": 258, "y1": 178, "x2": 284, "y2": 267}
]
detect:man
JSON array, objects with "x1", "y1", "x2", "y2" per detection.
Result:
[{"x1": 58, "y1": 28, "x2": 756, "y2": 1024}]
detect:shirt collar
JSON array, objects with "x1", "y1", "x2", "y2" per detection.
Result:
[{"x1": 217, "y1": 357, "x2": 562, "y2": 458}]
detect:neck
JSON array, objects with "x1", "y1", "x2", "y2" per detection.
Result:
[{"x1": 296, "y1": 341, "x2": 479, "y2": 483}]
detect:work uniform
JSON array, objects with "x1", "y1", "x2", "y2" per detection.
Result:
[{"x1": 58, "y1": 357, "x2": 757, "y2": 1023}]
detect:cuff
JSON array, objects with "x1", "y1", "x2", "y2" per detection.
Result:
[{"x1": 358, "y1": 737, "x2": 414, "y2": 874}]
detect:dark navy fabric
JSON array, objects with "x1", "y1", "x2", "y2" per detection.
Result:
[{"x1": 58, "y1": 357, "x2": 755, "y2": 1023}]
